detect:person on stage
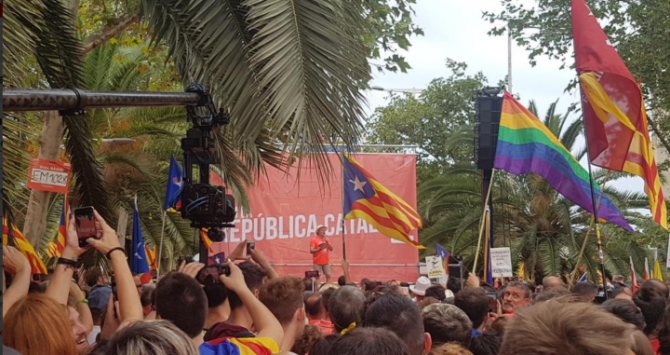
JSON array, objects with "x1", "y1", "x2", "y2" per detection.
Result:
[{"x1": 309, "y1": 226, "x2": 333, "y2": 283}]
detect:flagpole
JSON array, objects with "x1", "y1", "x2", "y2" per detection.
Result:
[
  {"x1": 578, "y1": 83, "x2": 610, "y2": 298},
  {"x1": 341, "y1": 149, "x2": 347, "y2": 262},
  {"x1": 157, "y1": 210, "x2": 167, "y2": 277},
  {"x1": 569, "y1": 171, "x2": 610, "y2": 286},
  {"x1": 473, "y1": 169, "x2": 496, "y2": 274}
]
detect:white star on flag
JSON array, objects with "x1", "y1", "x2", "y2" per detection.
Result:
[
  {"x1": 349, "y1": 176, "x2": 367, "y2": 193},
  {"x1": 215, "y1": 257, "x2": 221, "y2": 264},
  {"x1": 135, "y1": 242, "x2": 144, "y2": 259}
]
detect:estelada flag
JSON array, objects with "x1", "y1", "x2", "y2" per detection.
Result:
[
  {"x1": 572, "y1": 0, "x2": 667, "y2": 229},
  {"x1": 342, "y1": 155, "x2": 424, "y2": 249},
  {"x1": 131, "y1": 196, "x2": 152, "y2": 284},
  {"x1": 436, "y1": 243, "x2": 450, "y2": 274},
  {"x1": 3, "y1": 215, "x2": 47, "y2": 274},
  {"x1": 47, "y1": 193, "x2": 69, "y2": 258},
  {"x1": 164, "y1": 155, "x2": 183, "y2": 212}
]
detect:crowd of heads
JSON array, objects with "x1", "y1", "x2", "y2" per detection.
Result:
[{"x1": 4, "y1": 215, "x2": 670, "y2": 355}]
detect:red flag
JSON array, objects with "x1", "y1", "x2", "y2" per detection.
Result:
[
  {"x1": 644, "y1": 257, "x2": 650, "y2": 281},
  {"x1": 630, "y1": 256, "x2": 638, "y2": 293},
  {"x1": 572, "y1": 0, "x2": 667, "y2": 229}
]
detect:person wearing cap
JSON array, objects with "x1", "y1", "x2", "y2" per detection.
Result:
[
  {"x1": 87, "y1": 285, "x2": 112, "y2": 345},
  {"x1": 409, "y1": 276, "x2": 432, "y2": 304},
  {"x1": 310, "y1": 226, "x2": 333, "y2": 283}
]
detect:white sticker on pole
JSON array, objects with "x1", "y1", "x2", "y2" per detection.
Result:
[
  {"x1": 666, "y1": 233, "x2": 670, "y2": 269},
  {"x1": 491, "y1": 247, "x2": 513, "y2": 278},
  {"x1": 425, "y1": 256, "x2": 444, "y2": 278}
]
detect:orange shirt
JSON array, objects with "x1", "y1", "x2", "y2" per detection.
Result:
[
  {"x1": 310, "y1": 237, "x2": 330, "y2": 265},
  {"x1": 309, "y1": 319, "x2": 334, "y2": 335}
]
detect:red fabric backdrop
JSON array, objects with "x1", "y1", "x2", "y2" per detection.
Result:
[{"x1": 211, "y1": 153, "x2": 420, "y2": 283}]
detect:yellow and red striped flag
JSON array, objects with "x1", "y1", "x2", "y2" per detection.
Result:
[
  {"x1": 47, "y1": 194, "x2": 69, "y2": 258},
  {"x1": 572, "y1": 0, "x2": 667, "y2": 228},
  {"x1": 145, "y1": 245, "x2": 158, "y2": 271},
  {"x1": 199, "y1": 229, "x2": 214, "y2": 255},
  {"x1": 342, "y1": 155, "x2": 424, "y2": 248},
  {"x1": 3, "y1": 215, "x2": 47, "y2": 274}
]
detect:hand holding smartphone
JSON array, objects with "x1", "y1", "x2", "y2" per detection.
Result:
[
  {"x1": 74, "y1": 207, "x2": 98, "y2": 248},
  {"x1": 246, "y1": 242, "x2": 255, "y2": 256}
]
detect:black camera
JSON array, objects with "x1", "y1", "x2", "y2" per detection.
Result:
[
  {"x1": 179, "y1": 84, "x2": 236, "y2": 237},
  {"x1": 196, "y1": 265, "x2": 231, "y2": 285}
]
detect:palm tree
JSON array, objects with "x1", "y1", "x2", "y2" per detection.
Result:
[
  {"x1": 4, "y1": 0, "x2": 373, "y2": 255},
  {"x1": 419, "y1": 99, "x2": 656, "y2": 282}
]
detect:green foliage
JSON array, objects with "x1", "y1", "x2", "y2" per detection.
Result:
[
  {"x1": 363, "y1": 0, "x2": 424, "y2": 73},
  {"x1": 482, "y1": 0, "x2": 670, "y2": 147},
  {"x1": 366, "y1": 59, "x2": 488, "y2": 181}
]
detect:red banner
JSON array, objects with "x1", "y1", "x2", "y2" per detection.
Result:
[
  {"x1": 26, "y1": 159, "x2": 71, "y2": 193},
  {"x1": 211, "y1": 153, "x2": 420, "y2": 283}
]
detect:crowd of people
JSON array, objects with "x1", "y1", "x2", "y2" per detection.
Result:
[{"x1": 4, "y1": 208, "x2": 670, "y2": 355}]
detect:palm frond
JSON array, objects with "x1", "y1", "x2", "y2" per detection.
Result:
[
  {"x1": 3, "y1": 0, "x2": 43, "y2": 87},
  {"x1": 141, "y1": 0, "x2": 371, "y2": 185},
  {"x1": 28, "y1": 0, "x2": 113, "y2": 221}
]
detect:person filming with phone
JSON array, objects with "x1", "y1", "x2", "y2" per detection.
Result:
[{"x1": 309, "y1": 226, "x2": 333, "y2": 283}]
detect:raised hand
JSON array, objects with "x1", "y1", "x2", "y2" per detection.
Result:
[
  {"x1": 219, "y1": 262, "x2": 247, "y2": 293},
  {"x1": 64, "y1": 215, "x2": 90, "y2": 258},
  {"x1": 229, "y1": 240, "x2": 251, "y2": 261},
  {"x1": 177, "y1": 260, "x2": 205, "y2": 279},
  {"x1": 86, "y1": 210, "x2": 121, "y2": 255},
  {"x1": 3, "y1": 246, "x2": 30, "y2": 276}
]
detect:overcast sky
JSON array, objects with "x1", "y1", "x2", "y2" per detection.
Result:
[{"x1": 362, "y1": 0, "x2": 646, "y2": 195}]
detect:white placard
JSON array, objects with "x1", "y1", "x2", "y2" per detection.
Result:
[
  {"x1": 491, "y1": 247, "x2": 513, "y2": 277},
  {"x1": 425, "y1": 255, "x2": 444, "y2": 278}
]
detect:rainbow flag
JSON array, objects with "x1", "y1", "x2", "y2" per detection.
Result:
[
  {"x1": 343, "y1": 155, "x2": 424, "y2": 248},
  {"x1": 3, "y1": 215, "x2": 47, "y2": 274},
  {"x1": 494, "y1": 91, "x2": 632, "y2": 231}
]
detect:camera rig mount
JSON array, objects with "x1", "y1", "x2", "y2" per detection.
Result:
[{"x1": 180, "y1": 83, "x2": 235, "y2": 241}]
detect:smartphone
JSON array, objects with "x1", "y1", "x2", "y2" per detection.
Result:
[
  {"x1": 247, "y1": 242, "x2": 255, "y2": 256},
  {"x1": 305, "y1": 270, "x2": 320, "y2": 279},
  {"x1": 74, "y1": 207, "x2": 97, "y2": 247},
  {"x1": 196, "y1": 265, "x2": 231, "y2": 285}
]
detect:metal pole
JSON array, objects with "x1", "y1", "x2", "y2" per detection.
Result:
[
  {"x1": 3, "y1": 88, "x2": 202, "y2": 112},
  {"x1": 570, "y1": 0, "x2": 608, "y2": 298},
  {"x1": 157, "y1": 211, "x2": 167, "y2": 277},
  {"x1": 341, "y1": 150, "x2": 348, "y2": 261},
  {"x1": 579, "y1": 84, "x2": 609, "y2": 298},
  {"x1": 508, "y1": 27, "x2": 513, "y2": 94}
]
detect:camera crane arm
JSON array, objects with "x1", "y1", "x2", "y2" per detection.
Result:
[{"x1": 4, "y1": 85, "x2": 236, "y2": 265}]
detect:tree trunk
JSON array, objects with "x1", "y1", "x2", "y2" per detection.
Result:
[
  {"x1": 68, "y1": 0, "x2": 80, "y2": 25},
  {"x1": 23, "y1": 111, "x2": 65, "y2": 247},
  {"x1": 81, "y1": 14, "x2": 140, "y2": 55}
]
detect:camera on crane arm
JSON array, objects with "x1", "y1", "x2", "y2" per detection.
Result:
[{"x1": 180, "y1": 83, "x2": 236, "y2": 242}]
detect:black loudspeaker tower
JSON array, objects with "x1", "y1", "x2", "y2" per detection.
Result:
[{"x1": 474, "y1": 95, "x2": 504, "y2": 170}]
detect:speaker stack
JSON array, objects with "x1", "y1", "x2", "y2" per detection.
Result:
[{"x1": 474, "y1": 94, "x2": 504, "y2": 170}]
